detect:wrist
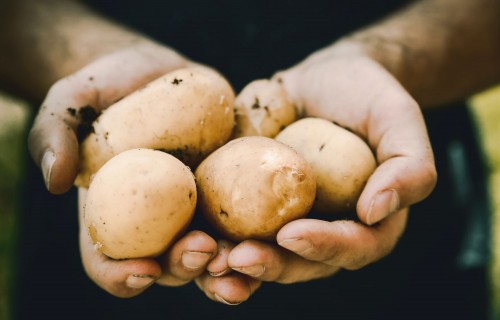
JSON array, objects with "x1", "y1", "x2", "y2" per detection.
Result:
[
  {"x1": 332, "y1": 34, "x2": 419, "y2": 96},
  {"x1": 334, "y1": 0, "x2": 500, "y2": 108},
  {"x1": 0, "y1": 0, "x2": 191, "y2": 101}
]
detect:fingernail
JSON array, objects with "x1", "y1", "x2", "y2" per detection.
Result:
[
  {"x1": 126, "y1": 274, "x2": 156, "y2": 289},
  {"x1": 181, "y1": 251, "x2": 213, "y2": 270},
  {"x1": 278, "y1": 238, "x2": 312, "y2": 254},
  {"x1": 209, "y1": 269, "x2": 230, "y2": 277},
  {"x1": 232, "y1": 265, "x2": 265, "y2": 277},
  {"x1": 214, "y1": 293, "x2": 242, "y2": 306},
  {"x1": 366, "y1": 189, "x2": 400, "y2": 225},
  {"x1": 41, "y1": 151, "x2": 56, "y2": 190}
]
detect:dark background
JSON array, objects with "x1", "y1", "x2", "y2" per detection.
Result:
[{"x1": 14, "y1": 1, "x2": 491, "y2": 319}]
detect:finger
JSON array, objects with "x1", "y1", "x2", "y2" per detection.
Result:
[
  {"x1": 29, "y1": 45, "x2": 188, "y2": 194},
  {"x1": 207, "y1": 239, "x2": 235, "y2": 277},
  {"x1": 28, "y1": 110, "x2": 80, "y2": 194},
  {"x1": 80, "y1": 231, "x2": 162, "y2": 297},
  {"x1": 356, "y1": 89, "x2": 436, "y2": 225},
  {"x1": 277, "y1": 209, "x2": 408, "y2": 270},
  {"x1": 195, "y1": 272, "x2": 261, "y2": 305},
  {"x1": 277, "y1": 58, "x2": 436, "y2": 225},
  {"x1": 78, "y1": 188, "x2": 162, "y2": 297},
  {"x1": 156, "y1": 230, "x2": 217, "y2": 287},
  {"x1": 228, "y1": 240, "x2": 338, "y2": 283}
]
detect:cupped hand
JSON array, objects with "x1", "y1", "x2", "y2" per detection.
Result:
[
  {"x1": 78, "y1": 188, "x2": 217, "y2": 298},
  {"x1": 276, "y1": 40, "x2": 437, "y2": 225},
  {"x1": 202, "y1": 209, "x2": 406, "y2": 296},
  {"x1": 30, "y1": 42, "x2": 257, "y2": 299},
  {"x1": 207, "y1": 39, "x2": 436, "y2": 302},
  {"x1": 80, "y1": 187, "x2": 260, "y2": 299},
  {"x1": 28, "y1": 41, "x2": 190, "y2": 194}
]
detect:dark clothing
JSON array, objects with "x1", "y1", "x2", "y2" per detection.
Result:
[
  {"x1": 14, "y1": 1, "x2": 491, "y2": 319},
  {"x1": 87, "y1": 0, "x2": 410, "y2": 92}
]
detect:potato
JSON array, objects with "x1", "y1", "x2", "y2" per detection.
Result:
[
  {"x1": 195, "y1": 136, "x2": 316, "y2": 242},
  {"x1": 231, "y1": 79, "x2": 296, "y2": 139},
  {"x1": 75, "y1": 66, "x2": 235, "y2": 188},
  {"x1": 83, "y1": 148, "x2": 197, "y2": 259},
  {"x1": 275, "y1": 117, "x2": 376, "y2": 213}
]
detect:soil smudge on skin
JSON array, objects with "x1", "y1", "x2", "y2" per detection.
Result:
[{"x1": 67, "y1": 105, "x2": 101, "y2": 142}]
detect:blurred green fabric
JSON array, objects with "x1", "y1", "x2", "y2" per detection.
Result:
[{"x1": 0, "y1": 93, "x2": 29, "y2": 320}]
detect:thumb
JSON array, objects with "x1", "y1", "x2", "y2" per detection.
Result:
[
  {"x1": 274, "y1": 57, "x2": 437, "y2": 225},
  {"x1": 28, "y1": 80, "x2": 96, "y2": 194},
  {"x1": 26, "y1": 73, "x2": 107, "y2": 195}
]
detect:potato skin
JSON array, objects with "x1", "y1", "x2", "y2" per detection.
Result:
[
  {"x1": 75, "y1": 66, "x2": 235, "y2": 188},
  {"x1": 84, "y1": 149, "x2": 197, "y2": 259},
  {"x1": 231, "y1": 79, "x2": 296, "y2": 139},
  {"x1": 195, "y1": 136, "x2": 316, "y2": 242},
  {"x1": 275, "y1": 117, "x2": 376, "y2": 213}
]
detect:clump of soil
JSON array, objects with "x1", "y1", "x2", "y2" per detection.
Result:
[{"x1": 67, "y1": 105, "x2": 101, "y2": 142}]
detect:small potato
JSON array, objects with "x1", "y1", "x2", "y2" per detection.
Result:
[
  {"x1": 195, "y1": 136, "x2": 316, "y2": 242},
  {"x1": 231, "y1": 79, "x2": 297, "y2": 139},
  {"x1": 75, "y1": 66, "x2": 235, "y2": 188},
  {"x1": 84, "y1": 149, "x2": 197, "y2": 259},
  {"x1": 275, "y1": 117, "x2": 376, "y2": 213}
]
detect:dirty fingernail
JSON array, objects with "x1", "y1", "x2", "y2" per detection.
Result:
[
  {"x1": 182, "y1": 251, "x2": 213, "y2": 270},
  {"x1": 278, "y1": 238, "x2": 312, "y2": 254},
  {"x1": 214, "y1": 293, "x2": 242, "y2": 306},
  {"x1": 367, "y1": 189, "x2": 400, "y2": 225},
  {"x1": 41, "y1": 151, "x2": 56, "y2": 190},
  {"x1": 209, "y1": 268, "x2": 230, "y2": 277},
  {"x1": 232, "y1": 265, "x2": 265, "y2": 277},
  {"x1": 126, "y1": 274, "x2": 156, "y2": 289}
]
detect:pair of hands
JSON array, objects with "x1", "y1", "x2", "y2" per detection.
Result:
[{"x1": 28, "y1": 41, "x2": 436, "y2": 304}]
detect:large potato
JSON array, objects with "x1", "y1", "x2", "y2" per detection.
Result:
[
  {"x1": 275, "y1": 117, "x2": 376, "y2": 213},
  {"x1": 231, "y1": 79, "x2": 296, "y2": 139},
  {"x1": 195, "y1": 136, "x2": 316, "y2": 242},
  {"x1": 75, "y1": 66, "x2": 235, "y2": 188},
  {"x1": 84, "y1": 148, "x2": 197, "y2": 259}
]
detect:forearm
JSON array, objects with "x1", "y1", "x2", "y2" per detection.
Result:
[
  {"x1": 0, "y1": 0, "x2": 189, "y2": 102},
  {"x1": 342, "y1": 0, "x2": 500, "y2": 108}
]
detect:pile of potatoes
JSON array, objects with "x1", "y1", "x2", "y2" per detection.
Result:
[{"x1": 79, "y1": 66, "x2": 376, "y2": 259}]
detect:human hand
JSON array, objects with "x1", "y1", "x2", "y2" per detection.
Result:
[
  {"x1": 274, "y1": 41, "x2": 437, "y2": 225},
  {"x1": 199, "y1": 209, "x2": 407, "y2": 304},
  {"x1": 204, "y1": 39, "x2": 436, "y2": 302},
  {"x1": 79, "y1": 188, "x2": 259, "y2": 299},
  {"x1": 191, "y1": 211, "x2": 406, "y2": 307},
  {"x1": 27, "y1": 41, "x2": 190, "y2": 194},
  {"x1": 27, "y1": 42, "x2": 260, "y2": 299},
  {"x1": 79, "y1": 187, "x2": 217, "y2": 297}
]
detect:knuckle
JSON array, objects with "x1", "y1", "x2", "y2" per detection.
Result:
[
  {"x1": 47, "y1": 76, "x2": 73, "y2": 96},
  {"x1": 342, "y1": 252, "x2": 375, "y2": 270},
  {"x1": 421, "y1": 161, "x2": 438, "y2": 195}
]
